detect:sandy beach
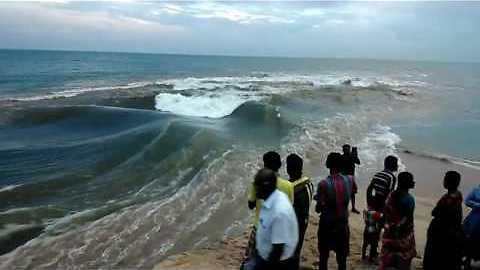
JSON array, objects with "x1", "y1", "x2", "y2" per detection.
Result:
[{"x1": 154, "y1": 151, "x2": 479, "y2": 270}]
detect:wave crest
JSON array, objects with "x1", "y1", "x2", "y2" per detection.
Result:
[{"x1": 154, "y1": 93, "x2": 260, "y2": 118}]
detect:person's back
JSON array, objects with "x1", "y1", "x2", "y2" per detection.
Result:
[
  {"x1": 315, "y1": 152, "x2": 355, "y2": 270},
  {"x1": 277, "y1": 177, "x2": 295, "y2": 202},
  {"x1": 362, "y1": 156, "x2": 398, "y2": 262},
  {"x1": 316, "y1": 174, "x2": 353, "y2": 223},
  {"x1": 292, "y1": 176, "x2": 313, "y2": 225},
  {"x1": 286, "y1": 154, "x2": 314, "y2": 270},
  {"x1": 424, "y1": 171, "x2": 463, "y2": 270},
  {"x1": 340, "y1": 144, "x2": 360, "y2": 176},
  {"x1": 367, "y1": 156, "x2": 398, "y2": 211}
]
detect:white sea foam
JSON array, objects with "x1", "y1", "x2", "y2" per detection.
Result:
[
  {"x1": 156, "y1": 74, "x2": 346, "y2": 91},
  {"x1": 155, "y1": 73, "x2": 424, "y2": 93},
  {"x1": 4, "y1": 74, "x2": 423, "y2": 103},
  {"x1": 154, "y1": 93, "x2": 260, "y2": 118},
  {"x1": 358, "y1": 124, "x2": 405, "y2": 171},
  {"x1": 9, "y1": 82, "x2": 153, "y2": 102},
  {"x1": 0, "y1": 184, "x2": 23, "y2": 193},
  {"x1": 156, "y1": 76, "x2": 253, "y2": 91}
]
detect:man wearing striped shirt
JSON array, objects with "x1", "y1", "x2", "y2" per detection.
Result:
[
  {"x1": 365, "y1": 155, "x2": 398, "y2": 260},
  {"x1": 366, "y1": 156, "x2": 399, "y2": 212}
]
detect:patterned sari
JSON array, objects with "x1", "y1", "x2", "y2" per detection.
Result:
[{"x1": 379, "y1": 190, "x2": 416, "y2": 270}]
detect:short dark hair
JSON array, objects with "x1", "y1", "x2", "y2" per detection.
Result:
[
  {"x1": 287, "y1": 153, "x2": 303, "y2": 171},
  {"x1": 287, "y1": 153, "x2": 303, "y2": 178},
  {"x1": 263, "y1": 151, "x2": 282, "y2": 172},
  {"x1": 343, "y1": 144, "x2": 351, "y2": 150},
  {"x1": 398, "y1": 171, "x2": 414, "y2": 189},
  {"x1": 444, "y1": 171, "x2": 461, "y2": 190},
  {"x1": 384, "y1": 155, "x2": 398, "y2": 171},
  {"x1": 254, "y1": 168, "x2": 277, "y2": 189},
  {"x1": 326, "y1": 152, "x2": 342, "y2": 171}
]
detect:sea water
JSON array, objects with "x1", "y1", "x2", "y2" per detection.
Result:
[{"x1": 0, "y1": 49, "x2": 479, "y2": 268}]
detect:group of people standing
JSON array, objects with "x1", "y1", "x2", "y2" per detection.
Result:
[
  {"x1": 241, "y1": 146, "x2": 480, "y2": 270},
  {"x1": 243, "y1": 151, "x2": 313, "y2": 270}
]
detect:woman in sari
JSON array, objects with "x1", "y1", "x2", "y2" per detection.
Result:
[
  {"x1": 423, "y1": 171, "x2": 463, "y2": 270},
  {"x1": 379, "y1": 172, "x2": 416, "y2": 270}
]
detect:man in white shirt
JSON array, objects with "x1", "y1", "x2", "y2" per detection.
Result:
[{"x1": 254, "y1": 168, "x2": 299, "y2": 270}]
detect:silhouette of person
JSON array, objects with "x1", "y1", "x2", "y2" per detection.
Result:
[
  {"x1": 424, "y1": 171, "x2": 463, "y2": 270},
  {"x1": 315, "y1": 152, "x2": 357, "y2": 270},
  {"x1": 286, "y1": 153, "x2": 314, "y2": 270}
]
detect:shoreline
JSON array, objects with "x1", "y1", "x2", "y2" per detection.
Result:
[
  {"x1": 154, "y1": 197, "x2": 425, "y2": 270},
  {"x1": 154, "y1": 151, "x2": 480, "y2": 270}
]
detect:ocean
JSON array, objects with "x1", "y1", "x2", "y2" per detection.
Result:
[{"x1": 0, "y1": 49, "x2": 479, "y2": 268}]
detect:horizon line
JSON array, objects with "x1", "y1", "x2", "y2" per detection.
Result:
[{"x1": 1, "y1": 47, "x2": 479, "y2": 65}]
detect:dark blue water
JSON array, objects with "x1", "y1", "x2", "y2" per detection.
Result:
[{"x1": 0, "y1": 49, "x2": 479, "y2": 268}]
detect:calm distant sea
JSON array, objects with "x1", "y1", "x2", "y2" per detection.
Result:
[{"x1": 0, "y1": 49, "x2": 479, "y2": 268}]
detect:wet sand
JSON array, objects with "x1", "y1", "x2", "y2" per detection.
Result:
[
  {"x1": 154, "y1": 152, "x2": 480, "y2": 270},
  {"x1": 399, "y1": 151, "x2": 479, "y2": 199}
]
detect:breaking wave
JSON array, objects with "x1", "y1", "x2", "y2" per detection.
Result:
[
  {"x1": 154, "y1": 93, "x2": 261, "y2": 118},
  {"x1": 2, "y1": 73, "x2": 425, "y2": 105},
  {"x1": 0, "y1": 70, "x2": 428, "y2": 268}
]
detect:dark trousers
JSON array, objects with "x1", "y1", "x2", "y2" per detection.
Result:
[
  {"x1": 317, "y1": 219, "x2": 349, "y2": 270},
  {"x1": 254, "y1": 254, "x2": 293, "y2": 270},
  {"x1": 362, "y1": 228, "x2": 381, "y2": 260},
  {"x1": 291, "y1": 218, "x2": 308, "y2": 270},
  {"x1": 318, "y1": 249, "x2": 347, "y2": 270}
]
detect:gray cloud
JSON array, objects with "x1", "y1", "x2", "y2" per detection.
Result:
[{"x1": 0, "y1": 1, "x2": 479, "y2": 62}]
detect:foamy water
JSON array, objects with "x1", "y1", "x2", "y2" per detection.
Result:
[
  {"x1": 154, "y1": 92, "x2": 260, "y2": 118},
  {"x1": 2, "y1": 50, "x2": 479, "y2": 269}
]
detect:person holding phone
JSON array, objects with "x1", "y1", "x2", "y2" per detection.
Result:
[{"x1": 341, "y1": 144, "x2": 360, "y2": 214}]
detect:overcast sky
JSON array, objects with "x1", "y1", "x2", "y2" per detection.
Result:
[{"x1": 1, "y1": 1, "x2": 479, "y2": 62}]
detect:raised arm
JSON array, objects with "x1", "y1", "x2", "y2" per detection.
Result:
[{"x1": 354, "y1": 156, "x2": 360, "y2": 165}]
